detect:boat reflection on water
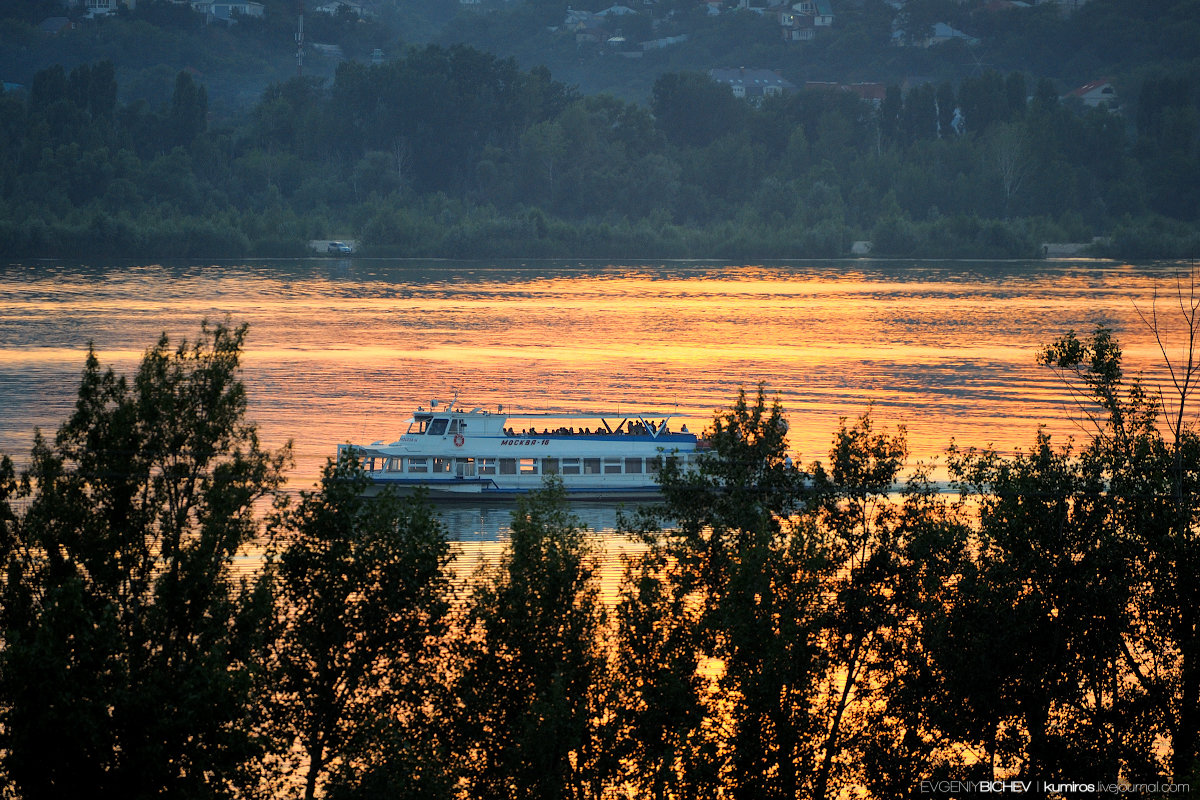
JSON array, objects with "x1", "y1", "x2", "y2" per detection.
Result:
[
  {"x1": 436, "y1": 499, "x2": 630, "y2": 541},
  {"x1": 434, "y1": 499, "x2": 650, "y2": 602}
]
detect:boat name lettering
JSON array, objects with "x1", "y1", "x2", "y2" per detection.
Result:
[{"x1": 500, "y1": 439, "x2": 550, "y2": 446}]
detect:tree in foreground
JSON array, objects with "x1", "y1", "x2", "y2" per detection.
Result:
[
  {"x1": 619, "y1": 387, "x2": 825, "y2": 800},
  {"x1": 0, "y1": 321, "x2": 288, "y2": 800},
  {"x1": 265, "y1": 456, "x2": 454, "y2": 800},
  {"x1": 873, "y1": 323, "x2": 1191, "y2": 789},
  {"x1": 454, "y1": 479, "x2": 609, "y2": 800},
  {"x1": 1040, "y1": 322, "x2": 1200, "y2": 782},
  {"x1": 609, "y1": 537, "x2": 713, "y2": 800},
  {"x1": 936, "y1": 432, "x2": 1141, "y2": 785},
  {"x1": 806, "y1": 413, "x2": 910, "y2": 800}
]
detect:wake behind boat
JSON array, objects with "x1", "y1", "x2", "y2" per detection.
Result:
[{"x1": 338, "y1": 396, "x2": 703, "y2": 500}]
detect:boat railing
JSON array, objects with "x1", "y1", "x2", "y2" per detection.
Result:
[{"x1": 500, "y1": 426, "x2": 693, "y2": 439}]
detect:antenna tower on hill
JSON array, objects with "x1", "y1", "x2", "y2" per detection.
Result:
[{"x1": 296, "y1": 0, "x2": 305, "y2": 76}]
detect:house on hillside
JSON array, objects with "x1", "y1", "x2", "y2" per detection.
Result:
[
  {"x1": 311, "y1": 42, "x2": 346, "y2": 60},
  {"x1": 979, "y1": 0, "x2": 1031, "y2": 10},
  {"x1": 775, "y1": 0, "x2": 831, "y2": 40},
  {"x1": 710, "y1": 68, "x2": 796, "y2": 101},
  {"x1": 892, "y1": 21, "x2": 978, "y2": 47},
  {"x1": 775, "y1": 7, "x2": 815, "y2": 40},
  {"x1": 812, "y1": 0, "x2": 833, "y2": 25},
  {"x1": 806, "y1": 81, "x2": 886, "y2": 108},
  {"x1": 641, "y1": 34, "x2": 687, "y2": 50},
  {"x1": 79, "y1": 0, "x2": 135, "y2": 16},
  {"x1": 191, "y1": 0, "x2": 265, "y2": 19},
  {"x1": 928, "y1": 22, "x2": 977, "y2": 45},
  {"x1": 315, "y1": 0, "x2": 369, "y2": 17},
  {"x1": 847, "y1": 82, "x2": 886, "y2": 107},
  {"x1": 564, "y1": 8, "x2": 598, "y2": 28},
  {"x1": 1065, "y1": 79, "x2": 1117, "y2": 109}
]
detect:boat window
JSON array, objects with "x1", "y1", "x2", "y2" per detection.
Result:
[
  {"x1": 625, "y1": 458, "x2": 642, "y2": 474},
  {"x1": 646, "y1": 456, "x2": 662, "y2": 474},
  {"x1": 542, "y1": 458, "x2": 559, "y2": 474},
  {"x1": 520, "y1": 458, "x2": 538, "y2": 475},
  {"x1": 386, "y1": 458, "x2": 401, "y2": 472},
  {"x1": 500, "y1": 459, "x2": 517, "y2": 475},
  {"x1": 428, "y1": 418, "x2": 449, "y2": 437},
  {"x1": 405, "y1": 418, "x2": 428, "y2": 435},
  {"x1": 604, "y1": 458, "x2": 622, "y2": 474},
  {"x1": 433, "y1": 458, "x2": 453, "y2": 473},
  {"x1": 478, "y1": 458, "x2": 496, "y2": 475},
  {"x1": 449, "y1": 419, "x2": 459, "y2": 434},
  {"x1": 408, "y1": 458, "x2": 428, "y2": 473},
  {"x1": 583, "y1": 458, "x2": 601, "y2": 475},
  {"x1": 561, "y1": 458, "x2": 581, "y2": 475}
]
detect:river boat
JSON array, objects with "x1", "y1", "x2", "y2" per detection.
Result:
[{"x1": 338, "y1": 397, "x2": 703, "y2": 500}]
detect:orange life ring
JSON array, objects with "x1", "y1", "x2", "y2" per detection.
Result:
[{"x1": 453, "y1": 433, "x2": 465, "y2": 447}]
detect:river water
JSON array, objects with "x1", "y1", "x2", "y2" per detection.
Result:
[{"x1": 1, "y1": 258, "x2": 1194, "y2": 584}]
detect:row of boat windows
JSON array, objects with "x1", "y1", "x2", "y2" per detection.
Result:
[{"x1": 364, "y1": 455, "x2": 692, "y2": 476}]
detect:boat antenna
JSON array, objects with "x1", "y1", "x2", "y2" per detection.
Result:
[{"x1": 295, "y1": 0, "x2": 304, "y2": 77}]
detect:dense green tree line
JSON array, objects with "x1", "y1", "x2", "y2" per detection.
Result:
[
  {"x1": 1, "y1": 49, "x2": 1199, "y2": 258},
  {"x1": 2, "y1": 321, "x2": 1199, "y2": 797}
]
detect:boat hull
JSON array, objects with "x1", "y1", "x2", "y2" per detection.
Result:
[{"x1": 361, "y1": 476, "x2": 664, "y2": 503}]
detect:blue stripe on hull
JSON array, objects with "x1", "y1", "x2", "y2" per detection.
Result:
[{"x1": 362, "y1": 476, "x2": 662, "y2": 502}]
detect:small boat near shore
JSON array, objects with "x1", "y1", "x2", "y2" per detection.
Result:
[{"x1": 338, "y1": 396, "x2": 703, "y2": 500}]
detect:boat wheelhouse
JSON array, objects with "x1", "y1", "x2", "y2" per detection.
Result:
[{"x1": 338, "y1": 398, "x2": 702, "y2": 500}]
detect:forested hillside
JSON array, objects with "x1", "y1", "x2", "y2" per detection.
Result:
[
  {"x1": 2, "y1": 43, "x2": 1198, "y2": 259},
  {"x1": 0, "y1": 0, "x2": 1195, "y2": 257}
]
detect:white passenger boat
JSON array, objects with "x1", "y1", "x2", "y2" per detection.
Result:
[{"x1": 338, "y1": 397, "x2": 703, "y2": 500}]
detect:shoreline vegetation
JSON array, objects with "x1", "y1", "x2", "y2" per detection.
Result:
[
  {"x1": 2, "y1": 321, "x2": 1199, "y2": 797},
  {"x1": 6, "y1": 207, "x2": 1200, "y2": 262},
  {"x1": 2, "y1": 51, "x2": 1199, "y2": 263}
]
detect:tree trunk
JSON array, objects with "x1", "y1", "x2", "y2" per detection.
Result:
[
  {"x1": 1173, "y1": 604, "x2": 1199, "y2": 781},
  {"x1": 814, "y1": 641, "x2": 862, "y2": 800},
  {"x1": 303, "y1": 734, "x2": 325, "y2": 800}
]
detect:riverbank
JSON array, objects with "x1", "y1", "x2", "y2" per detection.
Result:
[{"x1": 3, "y1": 206, "x2": 1197, "y2": 262}]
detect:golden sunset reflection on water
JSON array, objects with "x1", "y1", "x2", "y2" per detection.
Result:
[{"x1": 2, "y1": 259, "x2": 1198, "y2": 558}]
